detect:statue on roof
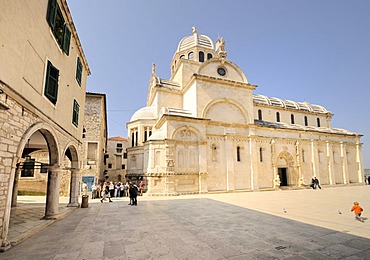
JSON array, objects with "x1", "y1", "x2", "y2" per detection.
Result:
[
  {"x1": 152, "y1": 63, "x2": 156, "y2": 74},
  {"x1": 216, "y1": 36, "x2": 226, "y2": 52},
  {"x1": 192, "y1": 26, "x2": 197, "y2": 34}
]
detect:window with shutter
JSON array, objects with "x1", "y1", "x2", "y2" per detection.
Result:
[
  {"x1": 72, "y1": 100, "x2": 79, "y2": 127},
  {"x1": 76, "y1": 57, "x2": 82, "y2": 86},
  {"x1": 46, "y1": 0, "x2": 71, "y2": 55},
  {"x1": 63, "y1": 24, "x2": 71, "y2": 55},
  {"x1": 44, "y1": 61, "x2": 59, "y2": 104}
]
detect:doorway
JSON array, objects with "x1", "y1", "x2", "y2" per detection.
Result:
[{"x1": 278, "y1": 168, "x2": 288, "y2": 186}]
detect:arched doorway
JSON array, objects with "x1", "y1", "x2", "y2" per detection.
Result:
[{"x1": 276, "y1": 151, "x2": 297, "y2": 187}]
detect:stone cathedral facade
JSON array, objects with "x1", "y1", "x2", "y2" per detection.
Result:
[{"x1": 126, "y1": 29, "x2": 363, "y2": 195}]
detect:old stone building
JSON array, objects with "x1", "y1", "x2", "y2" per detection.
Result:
[
  {"x1": 0, "y1": 0, "x2": 90, "y2": 250},
  {"x1": 79, "y1": 93, "x2": 108, "y2": 189},
  {"x1": 16, "y1": 92, "x2": 108, "y2": 197},
  {"x1": 105, "y1": 137, "x2": 128, "y2": 182},
  {"x1": 126, "y1": 28, "x2": 364, "y2": 195}
]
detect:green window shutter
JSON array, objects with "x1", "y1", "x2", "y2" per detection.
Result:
[
  {"x1": 62, "y1": 24, "x2": 71, "y2": 55},
  {"x1": 46, "y1": 0, "x2": 57, "y2": 28},
  {"x1": 72, "y1": 100, "x2": 79, "y2": 126},
  {"x1": 44, "y1": 61, "x2": 59, "y2": 104},
  {"x1": 76, "y1": 57, "x2": 82, "y2": 86}
]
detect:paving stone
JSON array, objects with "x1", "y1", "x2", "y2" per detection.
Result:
[{"x1": 2, "y1": 186, "x2": 370, "y2": 259}]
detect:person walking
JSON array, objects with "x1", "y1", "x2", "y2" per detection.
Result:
[
  {"x1": 109, "y1": 182, "x2": 115, "y2": 198},
  {"x1": 129, "y1": 182, "x2": 138, "y2": 206},
  {"x1": 124, "y1": 182, "x2": 129, "y2": 197},
  {"x1": 91, "y1": 182, "x2": 97, "y2": 199},
  {"x1": 351, "y1": 201, "x2": 364, "y2": 222},
  {"x1": 139, "y1": 181, "x2": 145, "y2": 196},
  {"x1": 101, "y1": 184, "x2": 113, "y2": 203},
  {"x1": 115, "y1": 182, "x2": 121, "y2": 197}
]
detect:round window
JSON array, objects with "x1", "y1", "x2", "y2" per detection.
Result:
[{"x1": 217, "y1": 67, "x2": 226, "y2": 76}]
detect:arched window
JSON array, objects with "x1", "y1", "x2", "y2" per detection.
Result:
[
  {"x1": 258, "y1": 109, "x2": 263, "y2": 120},
  {"x1": 199, "y1": 51, "x2": 204, "y2": 62},
  {"x1": 180, "y1": 55, "x2": 185, "y2": 59},
  {"x1": 211, "y1": 144, "x2": 217, "y2": 162},
  {"x1": 304, "y1": 116, "x2": 308, "y2": 126},
  {"x1": 259, "y1": 148, "x2": 263, "y2": 162},
  {"x1": 188, "y1": 52, "x2": 194, "y2": 60},
  {"x1": 131, "y1": 132, "x2": 135, "y2": 147},
  {"x1": 236, "y1": 146, "x2": 241, "y2": 162},
  {"x1": 291, "y1": 114, "x2": 295, "y2": 124},
  {"x1": 317, "y1": 118, "x2": 321, "y2": 127},
  {"x1": 207, "y1": 53, "x2": 213, "y2": 60},
  {"x1": 276, "y1": 112, "x2": 280, "y2": 122}
]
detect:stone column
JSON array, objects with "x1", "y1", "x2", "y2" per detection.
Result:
[
  {"x1": 310, "y1": 139, "x2": 316, "y2": 178},
  {"x1": 271, "y1": 140, "x2": 279, "y2": 189},
  {"x1": 198, "y1": 141, "x2": 207, "y2": 193},
  {"x1": 11, "y1": 168, "x2": 21, "y2": 207},
  {"x1": 224, "y1": 135, "x2": 235, "y2": 191},
  {"x1": 68, "y1": 169, "x2": 80, "y2": 207},
  {"x1": 326, "y1": 141, "x2": 334, "y2": 185},
  {"x1": 356, "y1": 141, "x2": 363, "y2": 183},
  {"x1": 44, "y1": 165, "x2": 61, "y2": 219},
  {"x1": 248, "y1": 137, "x2": 259, "y2": 191},
  {"x1": 340, "y1": 142, "x2": 348, "y2": 184}
]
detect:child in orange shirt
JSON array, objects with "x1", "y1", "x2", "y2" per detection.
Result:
[{"x1": 351, "y1": 201, "x2": 364, "y2": 222}]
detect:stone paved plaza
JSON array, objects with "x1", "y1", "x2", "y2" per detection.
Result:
[{"x1": 2, "y1": 186, "x2": 370, "y2": 259}]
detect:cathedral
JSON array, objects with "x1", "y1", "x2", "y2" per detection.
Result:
[{"x1": 126, "y1": 28, "x2": 363, "y2": 195}]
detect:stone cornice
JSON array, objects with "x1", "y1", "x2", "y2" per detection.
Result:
[{"x1": 182, "y1": 73, "x2": 256, "y2": 94}]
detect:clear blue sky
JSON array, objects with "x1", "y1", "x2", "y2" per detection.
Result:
[{"x1": 68, "y1": 0, "x2": 370, "y2": 168}]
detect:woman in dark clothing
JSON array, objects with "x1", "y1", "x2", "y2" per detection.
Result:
[{"x1": 129, "y1": 183, "x2": 138, "y2": 206}]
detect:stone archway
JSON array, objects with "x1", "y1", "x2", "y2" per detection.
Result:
[
  {"x1": 276, "y1": 151, "x2": 297, "y2": 187},
  {"x1": 63, "y1": 143, "x2": 80, "y2": 207},
  {"x1": 3, "y1": 123, "x2": 60, "y2": 249}
]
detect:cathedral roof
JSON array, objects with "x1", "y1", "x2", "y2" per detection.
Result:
[
  {"x1": 176, "y1": 33, "x2": 214, "y2": 52},
  {"x1": 253, "y1": 94, "x2": 329, "y2": 114},
  {"x1": 130, "y1": 106, "x2": 157, "y2": 121},
  {"x1": 254, "y1": 120, "x2": 360, "y2": 136}
]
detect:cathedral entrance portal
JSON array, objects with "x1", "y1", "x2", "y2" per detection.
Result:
[
  {"x1": 278, "y1": 168, "x2": 288, "y2": 186},
  {"x1": 276, "y1": 151, "x2": 297, "y2": 187}
]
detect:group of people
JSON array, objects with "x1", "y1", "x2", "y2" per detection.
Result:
[
  {"x1": 86, "y1": 180, "x2": 145, "y2": 205},
  {"x1": 310, "y1": 177, "x2": 321, "y2": 189}
]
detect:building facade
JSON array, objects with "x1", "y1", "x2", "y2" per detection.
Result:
[
  {"x1": 126, "y1": 29, "x2": 363, "y2": 195},
  {"x1": 0, "y1": 0, "x2": 90, "y2": 250},
  {"x1": 105, "y1": 137, "x2": 128, "y2": 182},
  {"x1": 79, "y1": 93, "x2": 108, "y2": 189}
]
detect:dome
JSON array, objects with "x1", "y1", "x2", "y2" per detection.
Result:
[
  {"x1": 130, "y1": 106, "x2": 157, "y2": 121},
  {"x1": 177, "y1": 33, "x2": 214, "y2": 52}
]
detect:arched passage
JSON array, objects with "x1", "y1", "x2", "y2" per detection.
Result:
[
  {"x1": 62, "y1": 143, "x2": 80, "y2": 207},
  {"x1": 3, "y1": 123, "x2": 61, "y2": 248}
]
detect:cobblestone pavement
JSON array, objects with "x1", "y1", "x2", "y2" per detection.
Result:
[
  {"x1": 8, "y1": 196, "x2": 74, "y2": 246},
  {"x1": 3, "y1": 186, "x2": 370, "y2": 259}
]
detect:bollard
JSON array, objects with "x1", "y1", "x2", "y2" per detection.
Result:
[{"x1": 81, "y1": 195, "x2": 89, "y2": 208}]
